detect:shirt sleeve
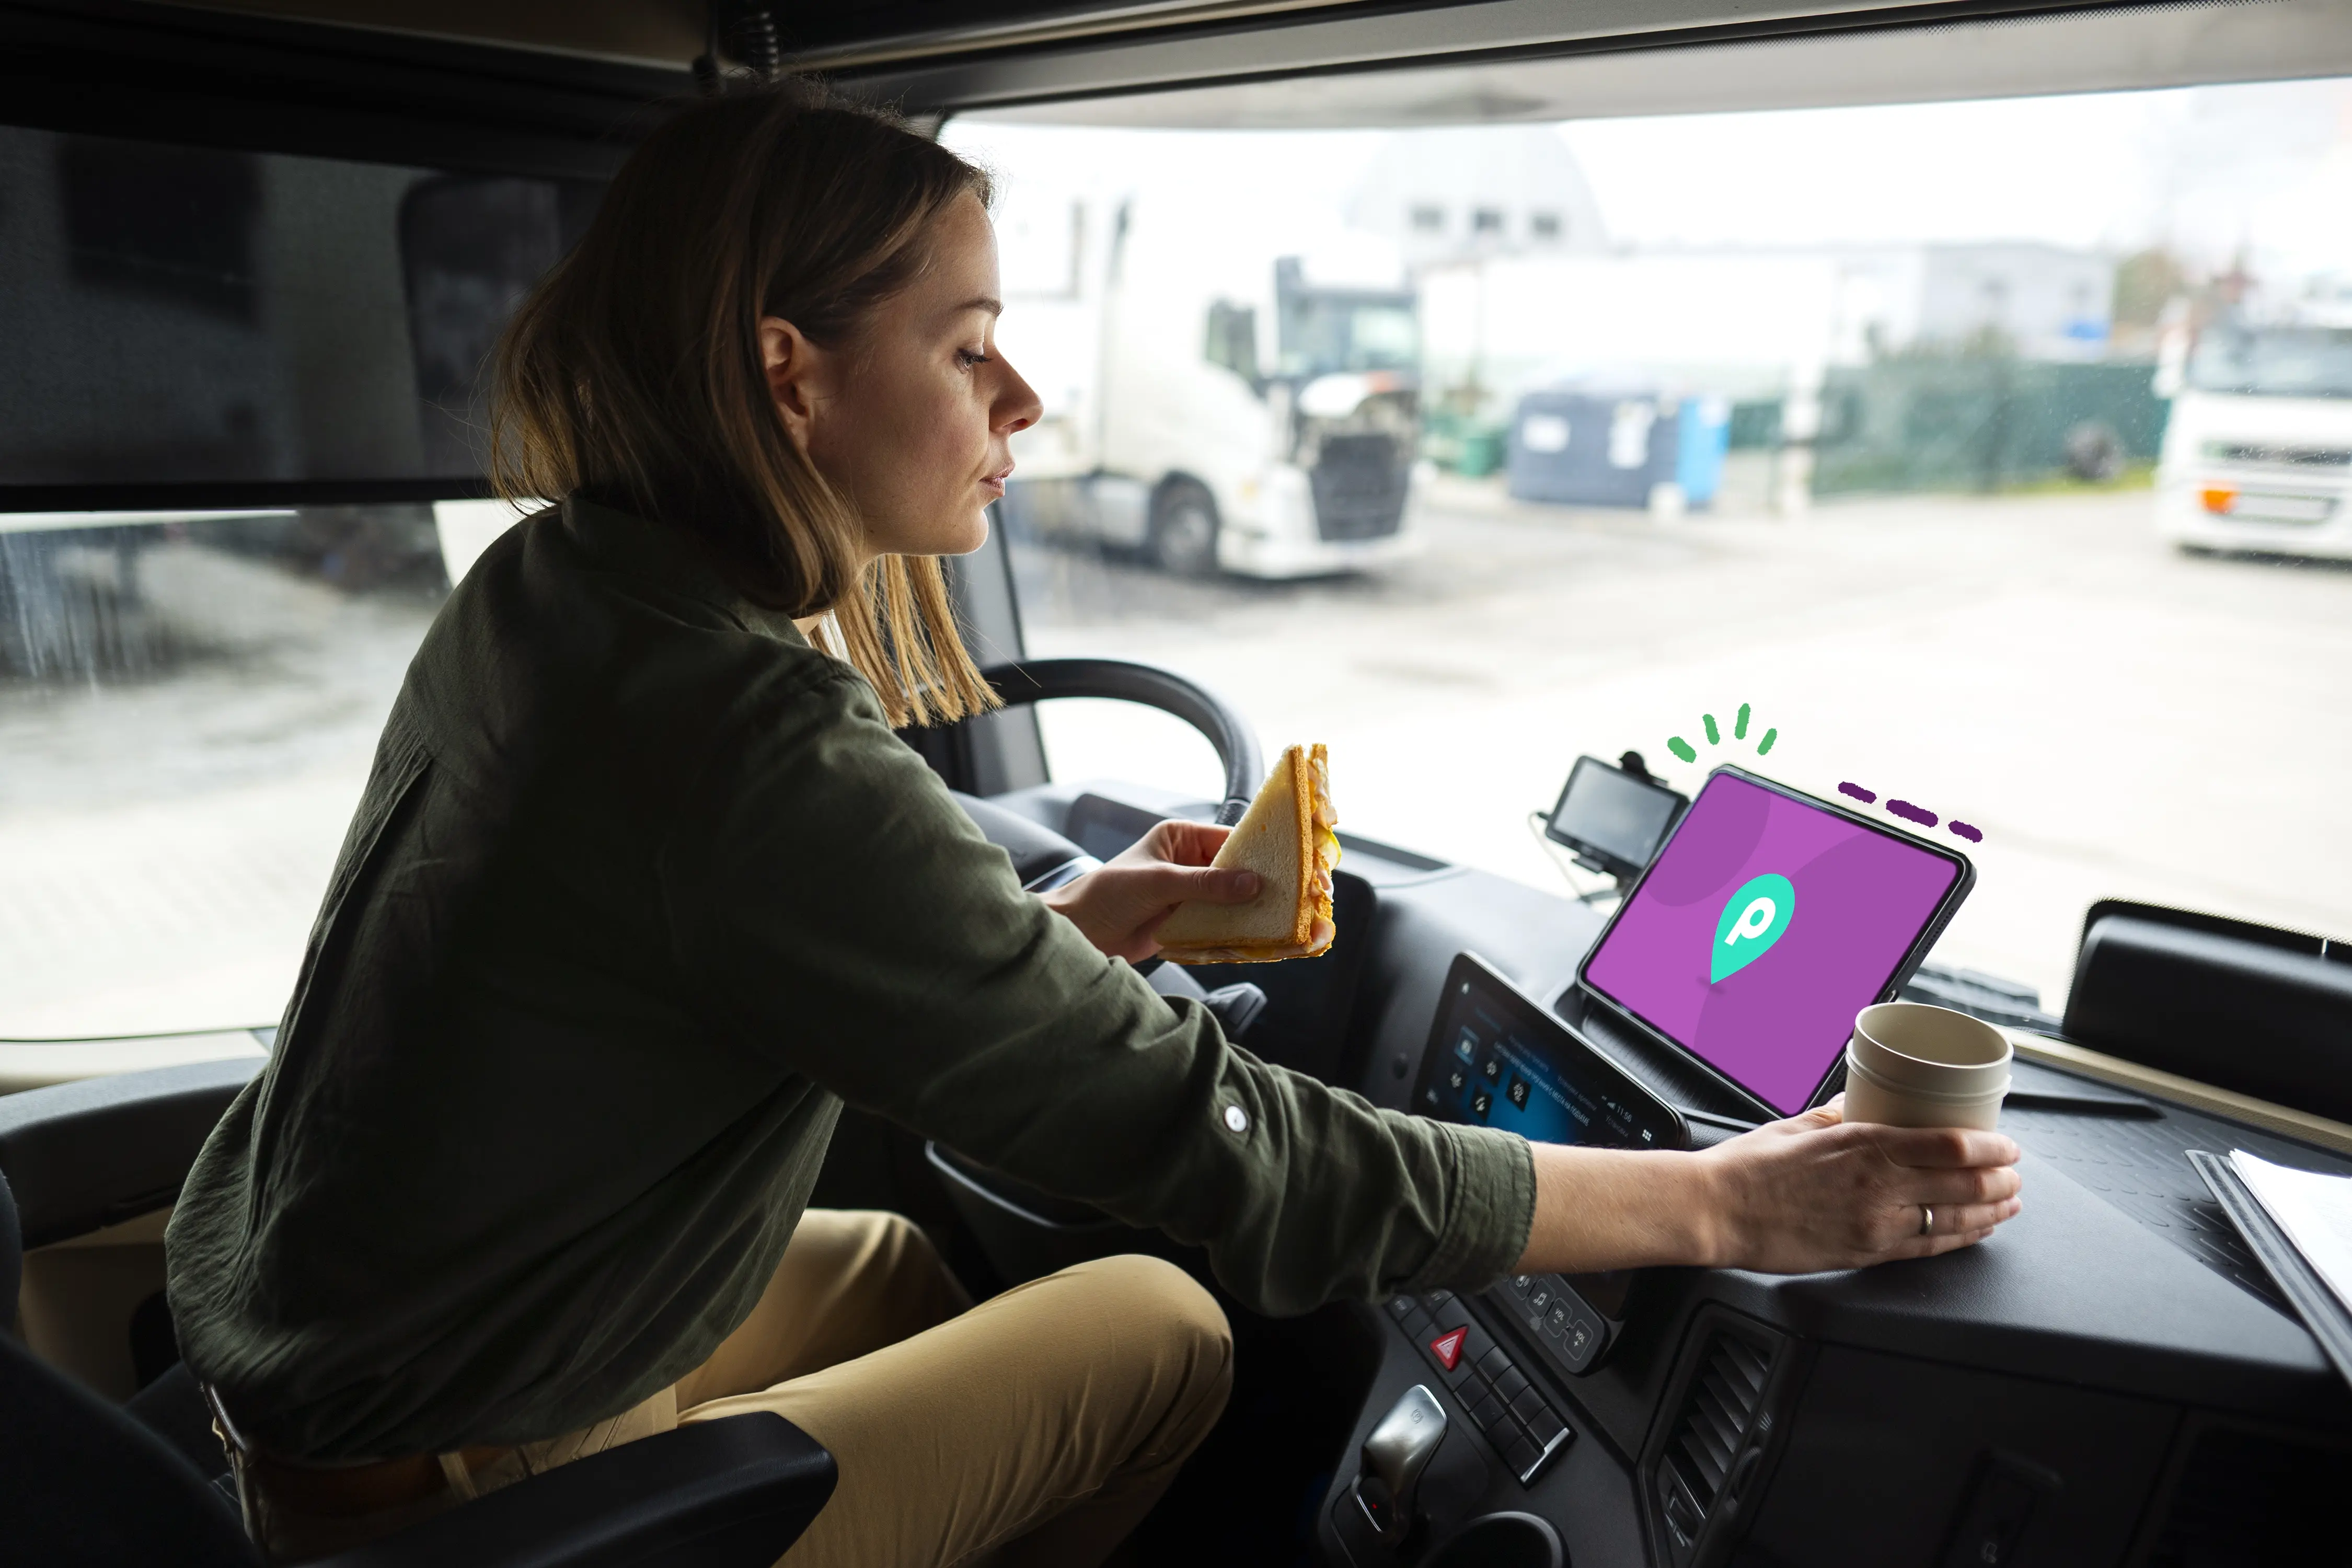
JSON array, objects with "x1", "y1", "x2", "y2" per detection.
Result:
[{"x1": 659, "y1": 659, "x2": 1536, "y2": 1315}]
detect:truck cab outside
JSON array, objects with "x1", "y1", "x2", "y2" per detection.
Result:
[
  {"x1": 2157, "y1": 313, "x2": 2352, "y2": 560},
  {"x1": 992, "y1": 182, "x2": 1425, "y2": 578}
]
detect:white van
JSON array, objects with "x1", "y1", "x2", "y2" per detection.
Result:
[{"x1": 2155, "y1": 318, "x2": 2352, "y2": 561}]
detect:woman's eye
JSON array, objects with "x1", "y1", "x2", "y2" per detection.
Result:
[{"x1": 957, "y1": 348, "x2": 992, "y2": 368}]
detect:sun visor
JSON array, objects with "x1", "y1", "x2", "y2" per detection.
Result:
[
  {"x1": 875, "y1": 2, "x2": 2352, "y2": 126},
  {"x1": 0, "y1": 123, "x2": 601, "y2": 510}
]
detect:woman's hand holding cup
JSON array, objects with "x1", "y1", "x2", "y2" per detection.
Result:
[
  {"x1": 1692, "y1": 1100, "x2": 2024, "y2": 1272},
  {"x1": 1691, "y1": 1003, "x2": 2026, "y2": 1271},
  {"x1": 1515, "y1": 1002, "x2": 2024, "y2": 1278}
]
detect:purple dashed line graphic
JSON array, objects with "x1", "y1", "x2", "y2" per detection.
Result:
[{"x1": 1842, "y1": 783, "x2": 1984, "y2": 843}]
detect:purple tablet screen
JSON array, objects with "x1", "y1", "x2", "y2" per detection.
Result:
[{"x1": 1582, "y1": 773, "x2": 1962, "y2": 1115}]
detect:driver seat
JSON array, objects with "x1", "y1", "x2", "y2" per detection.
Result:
[{"x1": 0, "y1": 1075, "x2": 838, "y2": 1568}]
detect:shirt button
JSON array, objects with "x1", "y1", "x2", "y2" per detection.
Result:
[{"x1": 1223, "y1": 1104, "x2": 1250, "y2": 1134}]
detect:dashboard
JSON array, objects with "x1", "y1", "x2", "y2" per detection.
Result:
[{"x1": 994, "y1": 780, "x2": 2352, "y2": 1568}]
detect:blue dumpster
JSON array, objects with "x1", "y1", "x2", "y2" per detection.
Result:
[{"x1": 1506, "y1": 389, "x2": 1729, "y2": 509}]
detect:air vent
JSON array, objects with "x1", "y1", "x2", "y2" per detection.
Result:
[{"x1": 1658, "y1": 1330, "x2": 1771, "y2": 1547}]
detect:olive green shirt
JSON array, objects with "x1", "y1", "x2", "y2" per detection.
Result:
[{"x1": 165, "y1": 497, "x2": 1535, "y2": 1461}]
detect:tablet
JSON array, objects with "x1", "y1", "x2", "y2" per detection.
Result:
[
  {"x1": 1415, "y1": 951, "x2": 1687, "y2": 1151},
  {"x1": 1578, "y1": 766, "x2": 1973, "y2": 1118}
]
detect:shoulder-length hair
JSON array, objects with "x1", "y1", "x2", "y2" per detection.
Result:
[{"x1": 492, "y1": 85, "x2": 1000, "y2": 727}]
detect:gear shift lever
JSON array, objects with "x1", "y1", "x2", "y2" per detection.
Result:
[{"x1": 1355, "y1": 1385, "x2": 1449, "y2": 1542}]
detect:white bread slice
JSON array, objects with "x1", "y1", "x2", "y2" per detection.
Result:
[{"x1": 1159, "y1": 743, "x2": 1339, "y2": 964}]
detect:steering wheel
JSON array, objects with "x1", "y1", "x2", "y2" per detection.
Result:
[
  {"x1": 979, "y1": 659, "x2": 1264, "y2": 826},
  {"x1": 933, "y1": 659, "x2": 1274, "y2": 1264}
]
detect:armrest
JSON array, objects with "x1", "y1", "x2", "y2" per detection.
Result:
[
  {"x1": 0, "y1": 1057, "x2": 261, "y2": 1247},
  {"x1": 317, "y1": 1414, "x2": 836, "y2": 1568}
]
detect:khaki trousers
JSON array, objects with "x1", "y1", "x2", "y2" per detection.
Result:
[{"x1": 259, "y1": 1212, "x2": 1233, "y2": 1567}]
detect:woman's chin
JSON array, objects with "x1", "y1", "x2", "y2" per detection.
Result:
[
  {"x1": 947, "y1": 506, "x2": 994, "y2": 556},
  {"x1": 877, "y1": 508, "x2": 992, "y2": 559}
]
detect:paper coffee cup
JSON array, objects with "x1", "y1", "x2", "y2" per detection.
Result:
[{"x1": 1840, "y1": 1002, "x2": 2012, "y2": 1131}]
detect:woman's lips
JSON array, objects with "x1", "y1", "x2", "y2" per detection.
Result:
[{"x1": 980, "y1": 463, "x2": 1013, "y2": 499}]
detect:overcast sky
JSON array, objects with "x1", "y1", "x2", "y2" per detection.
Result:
[{"x1": 953, "y1": 76, "x2": 2352, "y2": 286}]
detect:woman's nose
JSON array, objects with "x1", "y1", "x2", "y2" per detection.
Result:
[{"x1": 995, "y1": 356, "x2": 1043, "y2": 434}]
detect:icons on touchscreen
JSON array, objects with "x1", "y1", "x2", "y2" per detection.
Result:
[
  {"x1": 1442, "y1": 1020, "x2": 1542, "y2": 1125},
  {"x1": 1712, "y1": 872, "x2": 1795, "y2": 983}
]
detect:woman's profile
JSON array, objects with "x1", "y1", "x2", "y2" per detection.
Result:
[{"x1": 165, "y1": 83, "x2": 2021, "y2": 1567}]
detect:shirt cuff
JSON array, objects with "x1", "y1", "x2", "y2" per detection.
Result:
[{"x1": 1403, "y1": 1123, "x2": 1537, "y2": 1294}]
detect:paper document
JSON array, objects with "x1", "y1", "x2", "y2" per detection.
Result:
[{"x1": 2230, "y1": 1149, "x2": 2352, "y2": 1313}]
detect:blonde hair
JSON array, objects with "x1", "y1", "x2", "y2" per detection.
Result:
[{"x1": 492, "y1": 84, "x2": 999, "y2": 726}]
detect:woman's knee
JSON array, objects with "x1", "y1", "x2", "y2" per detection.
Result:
[
  {"x1": 805, "y1": 1209, "x2": 940, "y2": 1288},
  {"x1": 1069, "y1": 1255, "x2": 1231, "y2": 1467},
  {"x1": 1065, "y1": 1254, "x2": 1233, "y2": 1388}
]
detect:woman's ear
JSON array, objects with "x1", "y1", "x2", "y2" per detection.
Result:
[{"x1": 759, "y1": 316, "x2": 829, "y2": 449}]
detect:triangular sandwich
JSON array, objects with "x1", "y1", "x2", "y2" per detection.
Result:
[{"x1": 1157, "y1": 743, "x2": 1340, "y2": 964}]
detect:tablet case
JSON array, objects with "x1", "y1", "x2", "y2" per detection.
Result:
[{"x1": 2189, "y1": 1149, "x2": 2352, "y2": 1392}]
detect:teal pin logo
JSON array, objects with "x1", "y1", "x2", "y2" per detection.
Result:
[{"x1": 1712, "y1": 874, "x2": 1795, "y2": 983}]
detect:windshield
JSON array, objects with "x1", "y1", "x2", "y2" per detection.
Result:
[
  {"x1": 6, "y1": 82, "x2": 2348, "y2": 1043},
  {"x1": 1279, "y1": 295, "x2": 1420, "y2": 378},
  {"x1": 950, "y1": 78, "x2": 2352, "y2": 1013},
  {"x1": 2188, "y1": 324, "x2": 2352, "y2": 399}
]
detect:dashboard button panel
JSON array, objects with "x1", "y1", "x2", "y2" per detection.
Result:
[
  {"x1": 1499, "y1": 1273, "x2": 1614, "y2": 1376},
  {"x1": 1394, "y1": 1292, "x2": 1577, "y2": 1486}
]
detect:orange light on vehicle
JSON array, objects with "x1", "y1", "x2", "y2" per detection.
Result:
[{"x1": 2201, "y1": 487, "x2": 2238, "y2": 514}]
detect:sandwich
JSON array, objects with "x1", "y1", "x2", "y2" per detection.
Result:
[{"x1": 1157, "y1": 743, "x2": 1340, "y2": 964}]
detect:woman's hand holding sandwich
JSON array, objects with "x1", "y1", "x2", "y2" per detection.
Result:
[{"x1": 1041, "y1": 820, "x2": 1261, "y2": 964}]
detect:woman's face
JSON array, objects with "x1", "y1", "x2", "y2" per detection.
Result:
[{"x1": 762, "y1": 192, "x2": 1041, "y2": 561}]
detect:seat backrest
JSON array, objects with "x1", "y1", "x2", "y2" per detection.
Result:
[{"x1": 0, "y1": 1168, "x2": 256, "y2": 1567}]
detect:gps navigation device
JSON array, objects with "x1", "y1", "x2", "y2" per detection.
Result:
[
  {"x1": 1542, "y1": 754, "x2": 1687, "y2": 881},
  {"x1": 1577, "y1": 766, "x2": 1974, "y2": 1118}
]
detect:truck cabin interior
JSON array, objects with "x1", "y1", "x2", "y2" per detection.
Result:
[{"x1": 4, "y1": 2, "x2": 2352, "y2": 1565}]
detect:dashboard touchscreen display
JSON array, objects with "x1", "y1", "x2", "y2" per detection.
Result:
[
  {"x1": 1417, "y1": 954, "x2": 1681, "y2": 1151},
  {"x1": 1580, "y1": 768, "x2": 1969, "y2": 1116}
]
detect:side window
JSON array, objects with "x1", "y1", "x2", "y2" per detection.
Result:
[{"x1": 1204, "y1": 299, "x2": 1259, "y2": 382}]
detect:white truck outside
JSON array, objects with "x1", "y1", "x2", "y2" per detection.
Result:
[
  {"x1": 2155, "y1": 316, "x2": 2352, "y2": 562},
  {"x1": 994, "y1": 188, "x2": 1425, "y2": 578}
]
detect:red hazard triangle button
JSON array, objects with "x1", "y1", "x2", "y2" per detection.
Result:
[{"x1": 1427, "y1": 1328, "x2": 1467, "y2": 1371}]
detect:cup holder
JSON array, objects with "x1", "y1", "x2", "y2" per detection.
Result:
[{"x1": 1422, "y1": 1511, "x2": 1565, "y2": 1568}]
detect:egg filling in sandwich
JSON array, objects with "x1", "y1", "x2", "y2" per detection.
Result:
[{"x1": 1157, "y1": 743, "x2": 1340, "y2": 964}]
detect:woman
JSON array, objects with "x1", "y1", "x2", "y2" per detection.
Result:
[{"x1": 165, "y1": 86, "x2": 2022, "y2": 1567}]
